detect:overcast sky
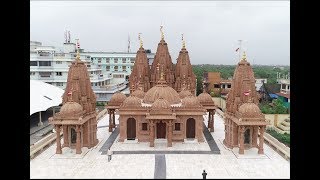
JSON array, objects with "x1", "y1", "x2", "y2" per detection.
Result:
[{"x1": 30, "y1": 1, "x2": 290, "y2": 65}]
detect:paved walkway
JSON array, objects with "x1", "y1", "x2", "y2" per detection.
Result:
[
  {"x1": 202, "y1": 122, "x2": 220, "y2": 153},
  {"x1": 154, "y1": 154, "x2": 166, "y2": 179},
  {"x1": 99, "y1": 127, "x2": 119, "y2": 153}
]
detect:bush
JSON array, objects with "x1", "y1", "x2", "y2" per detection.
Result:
[
  {"x1": 96, "y1": 102, "x2": 105, "y2": 106},
  {"x1": 259, "y1": 99, "x2": 288, "y2": 114},
  {"x1": 266, "y1": 128, "x2": 290, "y2": 147}
]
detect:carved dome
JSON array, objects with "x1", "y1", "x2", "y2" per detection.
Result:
[
  {"x1": 121, "y1": 96, "x2": 141, "y2": 108},
  {"x1": 151, "y1": 97, "x2": 171, "y2": 110},
  {"x1": 182, "y1": 96, "x2": 202, "y2": 108},
  {"x1": 179, "y1": 90, "x2": 193, "y2": 99},
  {"x1": 143, "y1": 84, "x2": 181, "y2": 104},
  {"x1": 109, "y1": 92, "x2": 126, "y2": 105},
  {"x1": 60, "y1": 101, "x2": 83, "y2": 117},
  {"x1": 197, "y1": 92, "x2": 214, "y2": 104},
  {"x1": 238, "y1": 102, "x2": 262, "y2": 118},
  {"x1": 131, "y1": 89, "x2": 145, "y2": 99}
]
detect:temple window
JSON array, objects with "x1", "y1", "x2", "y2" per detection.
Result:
[
  {"x1": 142, "y1": 123, "x2": 148, "y2": 131},
  {"x1": 175, "y1": 123, "x2": 181, "y2": 131}
]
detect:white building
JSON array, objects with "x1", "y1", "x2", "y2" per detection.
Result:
[
  {"x1": 255, "y1": 78, "x2": 267, "y2": 91},
  {"x1": 30, "y1": 41, "x2": 155, "y2": 102}
]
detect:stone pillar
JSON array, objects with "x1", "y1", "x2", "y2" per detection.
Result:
[
  {"x1": 252, "y1": 126, "x2": 258, "y2": 148},
  {"x1": 112, "y1": 109, "x2": 116, "y2": 128},
  {"x1": 167, "y1": 121, "x2": 173, "y2": 147},
  {"x1": 208, "y1": 110, "x2": 211, "y2": 130},
  {"x1": 38, "y1": 111, "x2": 43, "y2": 126},
  {"x1": 63, "y1": 126, "x2": 69, "y2": 147},
  {"x1": 76, "y1": 125, "x2": 82, "y2": 154},
  {"x1": 108, "y1": 109, "x2": 112, "y2": 132},
  {"x1": 55, "y1": 125, "x2": 62, "y2": 154},
  {"x1": 209, "y1": 110, "x2": 215, "y2": 132},
  {"x1": 239, "y1": 126, "x2": 245, "y2": 154},
  {"x1": 150, "y1": 121, "x2": 155, "y2": 147},
  {"x1": 223, "y1": 118, "x2": 228, "y2": 146},
  {"x1": 258, "y1": 126, "x2": 265, "y2": 154}
]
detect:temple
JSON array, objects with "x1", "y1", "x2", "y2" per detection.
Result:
[
  {"x1": 108, "y1": 28, "x2": 216, "y2": 147},
  {"x1": 223, "y1": 52, "x2": 268, "y2": 154},
  {"x1": 49, "y1": 42, "x2": 98, "y2": 154}
]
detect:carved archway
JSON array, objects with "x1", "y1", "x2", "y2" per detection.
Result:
[
  {"x1": 186, "y1": 118, "x2": 195, "y2": 138},
  {"x1": 127, "y1": 118, "x2": 136, "y2": 140}
]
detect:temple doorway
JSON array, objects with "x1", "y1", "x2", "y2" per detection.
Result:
[
  {"x1": 244, "y1": 129, "x2": 251, "y2": 144},
  {"x1": 186, "y1": 118, "x2": 195, "y2": 138},
  {"x1": 127, "y1": 118, "x2": 136, "y2": 140},
  {"x1": 71, "y1": 128, "x2": 76, "y2": 144},
  {"x1": 157, "y1": 121, "x2": 166, "y2": 139}
]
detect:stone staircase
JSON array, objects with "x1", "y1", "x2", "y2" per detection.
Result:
[{"x1": 277, "y1": 117, "x2": 290, "y2": 134}]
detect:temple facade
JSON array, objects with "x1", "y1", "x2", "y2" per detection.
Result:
[
  {"x1": 49, "y1": 44, "x2": 98, "y2": 154},
  {"x1": 108, "y1": 29, "x2": 216, "y2": 147},
  {"x1": 223, "y1": 52, "x2": 268, "y2": 154}
]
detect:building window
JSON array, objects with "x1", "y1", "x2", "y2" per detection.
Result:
[
  {"x1": 287, "y1": 85, "x2": 290, "y2": 90},
  {"x1": 39, "y1": 72, "x2": 51, "y2": 77},
  {"x1": 122, "y1": 66, "x2": 126, "y2": 72},
  {"x1": 30, "y1": 61, "x2": 37, "y2": 66},
  {"x1": 142, "y1": 123, "x2": 148, "y2": 131},
  {"x1": 106, "y1": 59, "x2": 110, "y2": 63},
  {"x1": 282, "y1": 84, "x2": 286, "y2": 89},
  {"x1": 214, "y1": 84, "x2": 220, "y2": 88},
  {"x1": 130, "y1": 58, "x2": 135, "y2": 63},
  {"x1": 56, "y1": 82, "x2": 63, "y2": 86},
  {"x1": 227, "y1": 84, "x2": 231, "y2": 88},
  {"x1": 30, "y1": 72, "x2": 35, "y2": 76},
  {"x1": 175, "y1": 123, "x2": 181, "y2": 131},
  {"x1": 114, "y1": 58, "x2": 118, "y2": 63},
  {"x1": 114, "y1": 66, "x2": 118, "y2": 71},
  {"x1": 106, "y1": 66, "x2": 110, "y2": 71},
  {"x1": 39, "y1": 61, "x2": 51, "y2": 66},
  {"x1": 113, "y1": 74, "x2": 124, "y2": 78},
  {"x1": 98, "y1": 60, "x2": 101, "y2": 63},
  {"x1": 122, "y1": 58, "x2": 126, "y2": 63},
  {"x1": 55, "y1": 61, "x2": 62, "y2": 64},
  {"x1": 56, "y1": 72, "x2": 62, "y2": 76}
]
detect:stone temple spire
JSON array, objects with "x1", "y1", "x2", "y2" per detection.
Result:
[
  {"x1": 174, "y1": 33, "x2": 197, "y2": 94},
  {"x1": 129, "y1": 33, "x2": 151, "y2": 92},
  {"x1": 150, "y1": 25, "x2": 175, "y2": 88},
  {"x1": 226, "y1": 51, "x2": 258, "y2": 114}
]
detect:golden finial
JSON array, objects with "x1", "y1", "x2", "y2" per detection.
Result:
[
  {"x1": 182, "y1": 33, "x2": 186, "y2": 49},
  {"x1": 242, "y1": 51, "x2": 247, "y2": 61},
  {"x1": 138, "y1": 33, "x2": 143, "y2": 48},
  {"x1": 160, "y1": 25, "x2": 164, "y2": 40}
]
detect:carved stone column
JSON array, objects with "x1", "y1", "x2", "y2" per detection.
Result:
[
  {"x1": 258, "y1": 126, "x2": 265, "y2": 154},
  {"x1": 108, "y1": 109, "x2": 112, "y2": 132},
  {"x1": 55, "y1": 125, "x2": 62, "y2": 154},
  {"x1": 239, "y1": 126, "x2": 245, "y2": 154},
  {"x1": 62, "y1": 126, "x2": 69, "y2": 147},
  {"x1": 150, "y1": 121, "x2": 155, "y2": 147},
  {"x1": 167, "y1": 121, "x2": 173, "y2": 147},
  {"x1": 112, "y1": 109, "x2": 116, "y2": 128},
  {"x1": 211, "y1": 109, "x2": 215, "y2": 132},
  {"x1": 252, "y1": 126, "x2": 258, "y2": 148},
  {"x1": 208, "y1": 110, "x2": 211, "y2": 130},
  {"x1": 76, "y1": 125, "x2": 82, "y2": 154}
]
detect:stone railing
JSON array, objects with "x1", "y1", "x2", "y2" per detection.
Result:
[
  {"x1": 30, "y1": 131, "x2": 62, "y2": 159},
  {"x1": 263, "y1": 133, "x2": 290, "y2": 161}
]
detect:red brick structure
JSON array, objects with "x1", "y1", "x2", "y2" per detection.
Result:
[
  {"x1": 109, "y1": 29, "x2": 215, "y2": 147},
  {"x1": 223, "y1": 52, "x2": 268, "y2": 154},
  {"x1": 49, "y1": 48, "x2": 98, "y2": 154}
]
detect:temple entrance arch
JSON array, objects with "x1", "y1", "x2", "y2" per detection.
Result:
[
  {"x1": 157, "y1": 121, "x2": 166, "y2": 139},
  {"x1": 71, "y1": 127, "x2": 76, "y2": 144},
  {"x1": 127, "y1": 118, "x2": 136, "y2": 140},
  {"x1": 244, "y1": 128, "x2": 251, "y2": 144},
  {"x1": 186, "y1": 118, "x2": 195, "y2": 138}
]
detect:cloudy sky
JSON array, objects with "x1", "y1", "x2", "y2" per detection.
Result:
[{"x1": 30, "y1": 1, "x2": 290, "y2": 65}]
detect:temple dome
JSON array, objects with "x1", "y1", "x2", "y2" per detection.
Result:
[
  {"x1": 109, "y1": 92, "x2": 126, "y2": 105},
  {"x1": 121, "y1": 96, "x2": 141, "y2": 108},
  {"x1": 131, "y1": 89, "x2": 145, "y2": 99},
  {"x1": 238, "y1": 102, "x2": 262, "y2": 118},
  {"x1": 143, "y1": 84, "x2": 180, "y2": 104},
  {"x1": 179, "y1": 90, "x2": 193, "y2": 99},
  {"x1": 60, "y1": 101, "x2": 83, "y2": 117},
  {"x1": 182, "y1": 96, "x2": 202, "y2": 108},
  {"x1": 151, "y1": 97, "x2": 171, "y2": 110},
  {"x1": 197, "y1": 92, "x2": 214, "y2": 104}
]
